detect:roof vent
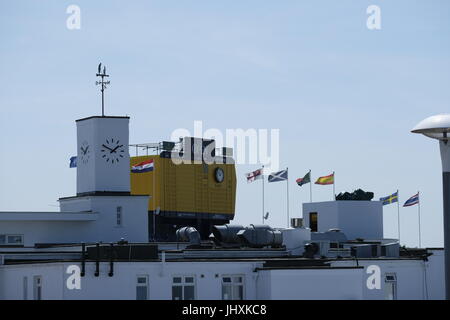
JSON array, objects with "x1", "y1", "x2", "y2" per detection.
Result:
[
  {"x1": 212, "y1": 224, "x2": 283, "y2": 248},
  {"x1": 176, "y1": 227, "x2": 201, "y2": 246}
]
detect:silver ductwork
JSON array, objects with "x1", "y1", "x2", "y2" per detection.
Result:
[
  {"x1": 212, "y1": 224, "x2": 283, "y2": 248},
  {"x1": 176, "y1": 227, "x2": 201, "y2": 246},
  {"x1": 211, "y1": 225, "x2": 245, "y2": 245}
]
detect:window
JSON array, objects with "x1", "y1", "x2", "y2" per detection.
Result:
[
  {"x1": 0, "y1": 234, "x2": 24, "y2": 246},
  {"x1": 172, "y1": 276, "x2": 195, "y2": 300},
  {"x1": 309, "y1": 212, "x2": 318, "y2": 232},
  {"x1": 222, "y1": 275, "x2": 244, "y2": 300},
  {"x1": 371, "y1": 245, "x2": 378, "y2": 257},
  {"x1": 384, "y1": 273, "x2": 397, "y2": 300},
  {"x1": 23, "y1": 277, "x2": 28, "y2": 300},
  {"x1": 136, "y1": 275, "x2": 149, "y2": 300},
  {"x1": 33, "y1": 276, "x2": 42, "y2": 300},
  {"x1": 116, "y1": 206, "x2": 123, "y2": 226}
]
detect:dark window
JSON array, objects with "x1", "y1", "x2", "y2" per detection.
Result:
[
  {"x1": 172, "y1": 276, "x2": 195, "y2": 300},
  {"x1": 309, "y1": 212, "x2": 318, "y2": 232},
  {"x1": 371, "y1": 245, "x2": 378, "y2": 257}
]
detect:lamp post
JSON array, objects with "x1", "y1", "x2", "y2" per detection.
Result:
[{"x1": 412, "y1": 114, "x2": 450, "y2": 300}]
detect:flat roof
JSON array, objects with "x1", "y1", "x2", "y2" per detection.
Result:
[
  {"x1": 75, "y1": 115, "x2": 130, "y2": 122},
  {"x1": 0, "y1": 211, "x2": 98, "y2": 221}
]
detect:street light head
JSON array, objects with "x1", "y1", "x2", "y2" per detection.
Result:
[{"x1": 412, "y1": 114, "x2": 450, "y2": 141}]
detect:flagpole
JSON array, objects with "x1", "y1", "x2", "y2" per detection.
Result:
[
  {"x1": 309, "y1": 170, "x2": 312, "y2": 203},
  {"x1": 397, "y1": 189, "x2": 401, "y2": 245},
  {"x1": 287, "y1": 167, "x2": 290, "y2": 228},
  {"x1": 418, "y1": 191, "x2": 422, "y2": 248},
  {"x1": 153, "y1": 158, "x2": 156, "y2": 241},
  {"x1": 262, "y1": 165, "x2": 265, "y2": 225},
  {"x1": 333, "y1": 171, "x2": 336, "y2": 200}
]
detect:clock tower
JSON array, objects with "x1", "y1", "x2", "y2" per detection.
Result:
[{"x1": 76, "y1": 116, "x2": 130, "y2": 195}]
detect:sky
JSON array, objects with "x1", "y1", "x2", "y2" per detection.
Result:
[{"x1": 0, "y1": 0, "x2": 449, "y2": 248}]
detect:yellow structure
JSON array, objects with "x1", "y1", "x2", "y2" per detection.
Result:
[{"x1": 130, "y1": 155, "x2": 236, "y2": 218}]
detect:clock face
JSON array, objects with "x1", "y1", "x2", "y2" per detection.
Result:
[
  {"x1": 79, "y1": 140, "x2": 91, "y2": 164},
  {"x1": 101, "y1": 138, "x2": 125, "y2": 164},
  {"x1": 214, "y1": 167, "x2": 224, "y2": 183}
]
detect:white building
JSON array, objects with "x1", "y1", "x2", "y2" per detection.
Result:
[{"x1": 0, "y1": 114, "x2": 445, "y2": 300}]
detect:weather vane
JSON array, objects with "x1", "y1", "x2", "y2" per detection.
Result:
[{"x1": 95, "y1": 63, "x2": 110, "y2": 117}]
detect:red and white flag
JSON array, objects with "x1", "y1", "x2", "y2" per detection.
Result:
[
  {"x1": 246, "y1": 168, "x2": 263, "y2": 183},
  {"x1": 131, "y1": 159, "x2": 154, "y2": 173}
]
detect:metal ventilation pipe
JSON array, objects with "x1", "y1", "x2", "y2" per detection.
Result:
[
  {"x1": 212, "y1": 225, "x2": 245, "y2": 244},
  {"x1": 176, "y1": 227, "x2": 201, "y2": 246},
  {"x1": 236, "y1": 224, "x2": 283, "y2": 248}
]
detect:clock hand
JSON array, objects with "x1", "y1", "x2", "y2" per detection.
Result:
[
  {"x1": 80, "y1": 146, "x2": 86, "y2": 155},
  {"x1": 110, "y1": 144, "x2": 124, "y2": 153},
  {"x1": 102, "y1": 144, "x2": 113, "y2": 151}
]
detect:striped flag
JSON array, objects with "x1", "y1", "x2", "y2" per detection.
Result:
[
  {"x1": 69, "y1": 156, "x2": 77, "y2": 168},
  {"x1": 315, "y1": 173, "x2": 334, "y2": 185},
  {"x1": 246, "y1": 168, "x2": 263, "y2": 183},
  {"x1": 131, "y1": 159, "x2": 154, "y2": 173},
  {"x1": 403, "y1": 193, "x2": 419, "y2": 207}
]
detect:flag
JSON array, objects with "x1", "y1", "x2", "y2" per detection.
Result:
[
  {"x1": 268, "y1": 169, "x2": 288, "y2": 183},
  {"x1": 69, "y1": 156, "x2": 77, "y2": 168},
  {"x1": 246, "y1": 168, "x2": 263, "y2": 183},
  {"x1": 315, "y1": 173, "x2": 334, "y2": 185},
  {"x1": 296, "y1": 171, "x2": 311, "y2": 186},
  {"x1": 380, "y1": 191, "x2": 398, "y2": 205},
  {"x1": 403, "y1": 193, "x2": 419, "y2": 207},
  {"x1": 131, "y1": 159, "x2": 154, "y2": 173}
]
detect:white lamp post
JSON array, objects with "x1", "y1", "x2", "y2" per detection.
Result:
[{"x1": 412, "y1": 114, "x2": 450, "y2": 300}]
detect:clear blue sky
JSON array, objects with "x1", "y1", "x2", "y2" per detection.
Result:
[{"x1": 1, "y1": 1, "x2": 449, "y2": 247}]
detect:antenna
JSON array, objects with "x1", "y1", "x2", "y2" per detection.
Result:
[{"x1": 95, "y1": 63, "x2": 110, "y2": 117}]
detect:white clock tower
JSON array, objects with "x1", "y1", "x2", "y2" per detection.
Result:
[{"x1": 76, "y1": 116, "x2": 131, "y2": 195}]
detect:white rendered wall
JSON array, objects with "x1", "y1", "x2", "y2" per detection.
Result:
[
  {"x1": 0, "y1": 261, "x2": 262, "y2": 300},
  {"x1": 0, "y1": 195, "x2": 149, "y2": 246},
  {"x1": 0, "y1": 258, "x2": 443, "y2": 300},
  {"x1": 256, "y1": 268, "x2": 363, "y2": 300},
  {"x1": 426, "y1": 249, "x2": 445, "y2": 299},
  {"x1": 330, "y1": 258, "x2": 444, "y2": 300},
  {"x1": 303, "y1": 201, "x2": 383, "y2": 240},
  {"x1": 76, "y1": 117, "x2": 130, "y2": 194},
  {"x1": 57, "y1": 195, "x2": 149, "y2": 243}
]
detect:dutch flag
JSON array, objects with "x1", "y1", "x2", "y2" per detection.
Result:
[{"x1": 131, "y1": 159, "x2": 154, "y2": 173}]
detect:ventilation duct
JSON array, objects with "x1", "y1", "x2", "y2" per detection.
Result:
[
  {"x1": 236, "y1": 224, "x2": 283, "y2": 248},
  {"x1": 176, "y1": 227, "x2": 201, "y2": 246},
  {"x1": 211, "y1": 224, "x2": 244, "y2": 246},
  {"x1": 212, "y1": 224, "x2": 283, "y2": 248}
]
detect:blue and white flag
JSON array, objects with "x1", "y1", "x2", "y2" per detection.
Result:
[
  {"x1": 268, "y1": 169, "x2": 288, "y2": 183},
  {"x1": 403, "y1": 193, "x2": 419, "y2": 207},
  {"x1": 69, "y1": 156, "x2": 77, "y2": 168}
]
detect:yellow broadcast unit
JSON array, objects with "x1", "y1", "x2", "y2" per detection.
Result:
[{"x1": 129, "y1": 140, "x2": 236, "y2": 240}]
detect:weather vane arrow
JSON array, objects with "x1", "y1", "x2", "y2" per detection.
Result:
[{"x1": 96, "y1": 63, "x2": 110, "y2": 117}]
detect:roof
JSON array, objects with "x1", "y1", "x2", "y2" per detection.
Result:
[
  {"x1": 0, "y1": 211, "x2": 98, "y2": 221},
  {"x1": 75, "y1": 115, "x2": 130, "y2": 122}
]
